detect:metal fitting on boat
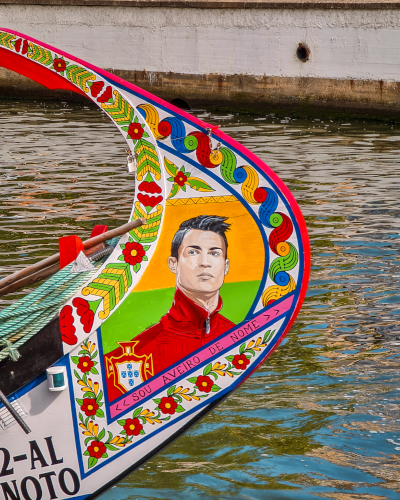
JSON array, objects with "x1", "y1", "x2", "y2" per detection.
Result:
[
  {"x1": 46, "y1": 366, "x2": 68, "y2": 392},
  {"x1": 126, "y1": 148, "x2": 138, "y2": 174}
]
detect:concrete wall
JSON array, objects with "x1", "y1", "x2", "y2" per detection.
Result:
[{"x1": 1, "y1": 1, "x2": 400, "y2": 116}]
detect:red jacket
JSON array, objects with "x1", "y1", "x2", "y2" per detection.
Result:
[{"x1": 105, "y1": 288, "x2": 234, "y2": 400}]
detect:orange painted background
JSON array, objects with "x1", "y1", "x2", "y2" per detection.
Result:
[{"x1": 134, "y1": 196, "x2": 265, "y2": 293}]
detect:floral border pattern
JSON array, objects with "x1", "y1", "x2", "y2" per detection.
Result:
[{"x1": 70, "y1": 329, "x2": 276, "y2": 472}]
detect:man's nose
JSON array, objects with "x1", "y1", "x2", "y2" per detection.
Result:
[{"x1": 198, "y1": 252, "x2": 211, "y2": 267}]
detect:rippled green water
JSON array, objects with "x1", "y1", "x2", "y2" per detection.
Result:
[{"x1": 2, "y1": 100, "x2": 400, "y2": 499}]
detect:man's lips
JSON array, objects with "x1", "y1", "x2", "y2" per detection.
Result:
[{"x1": 197, "y1": 273, "x2": 214, "y2": 279}]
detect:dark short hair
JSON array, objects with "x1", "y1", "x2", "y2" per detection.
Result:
[{"x1": 171, "y1": 215, "x2": 230, "y2": 259}]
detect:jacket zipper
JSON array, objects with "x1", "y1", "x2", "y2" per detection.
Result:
[{"x1": 201, "y1": 315, "x2": 211, "y2": 346}]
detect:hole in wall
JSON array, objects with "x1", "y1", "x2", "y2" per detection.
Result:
[
  {"x1": 170, "y1": 98, "x2": 191, "y2": 110},
  {"x1": 296, "y1": 43, "x2": 310, "y2": 62}
]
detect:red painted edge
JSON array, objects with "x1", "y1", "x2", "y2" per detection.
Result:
[{"x1": 0, "y1": 46, "x2": 85, "y2": 94}]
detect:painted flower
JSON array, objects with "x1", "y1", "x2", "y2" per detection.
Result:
[
  {"x1": 128, "y1": 122, "x2": 144, "y2": 140},
  {"x1": 122, "y1": 242, "x2": 145, "y2": 266},
  {"x1": 80, "y1": 398, "x2": 99, "y2": 417},
  {"x1": 123, "y1": 418, "x2": 143, "y2": 436},
  {"x1": 53, "y1": 58, "x2": 66, "y2": 73},
  {"x1": 87, "y1": 441, "x2": 106, "y2": 459},
  {"x1": 59, "y1": 305, "x2": 77, "y2": 346},
  {"x1": 77, "y1": 355, "x2": 94, "y2": 373},
  {"x1": 138, "y1": 180, "x2": 162, "y2": 194},
  {"x1": 195, "y1": 375, "x2": 213, "y2": 393},
  {"x1": 137, "y1": 193, "x2": 163, "y2": 208},
  {"x1": 72, "y1": 297, "x2": 94, "y2": 334},
  {"x1": 232, "y1": 354, "x2": 250, "y2": 370},
  {"x1": 159, "y1": 396, "x2": 178, "y2": 415},
  {"x1": 174, "y1": 172, "x2": 187, "y2": 187}
]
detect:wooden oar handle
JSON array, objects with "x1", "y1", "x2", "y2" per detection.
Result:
[{"x1": 0, "y1": 218, "x2": 145, "y2": 292}]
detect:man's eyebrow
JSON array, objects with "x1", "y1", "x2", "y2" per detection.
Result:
[
  {"x1": 209, "y1": 247, "x2": 223, "y2": 251},
  {"x1": 187, "y1": 245, "x2": 202, "y2": 250}
]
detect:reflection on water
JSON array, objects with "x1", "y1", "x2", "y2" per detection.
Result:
[{"x1": 1, "y1": 101, "x2": 400, "y2": 499}]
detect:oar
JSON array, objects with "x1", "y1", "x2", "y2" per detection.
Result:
[{"x1": 0, "y1": 218, "x2": 145, "y2": 296}]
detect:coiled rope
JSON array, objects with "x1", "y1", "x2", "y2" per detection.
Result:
[{"x1": 0, "y1": 243, "x2": 118, "y2": 362}]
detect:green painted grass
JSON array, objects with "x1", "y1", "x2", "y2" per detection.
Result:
[{"x1": 100, "y1": 280, "x2": 261, "y2": 355}]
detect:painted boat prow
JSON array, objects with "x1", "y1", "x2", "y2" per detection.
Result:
[{"x1": 0, "y1": 28, "x2": 310, "y2": 500}]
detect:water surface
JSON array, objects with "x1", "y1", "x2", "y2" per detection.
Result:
[{"x1": 1, "y1": 100, "x2": 400, "y2": 499}]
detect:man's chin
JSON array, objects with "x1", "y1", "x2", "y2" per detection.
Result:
[{"x1": 193, "y1": 282, "x2": 220, "y2": 293}]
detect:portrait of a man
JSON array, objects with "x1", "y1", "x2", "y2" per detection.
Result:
[{"x1": 132, "y1": 214, "x2": 235, "y2": 376}]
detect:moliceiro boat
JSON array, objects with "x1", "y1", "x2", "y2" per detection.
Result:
[{"x1": 0, "y1": 29, "x2": 310, "y2": 500}]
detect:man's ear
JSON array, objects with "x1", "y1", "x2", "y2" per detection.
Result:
[
  {"x1": 168, "y1": 256, "x2": 178, "y2": 274},
  {"x1": 224, "y1": 259, "x2": 230, "y2": 275}
]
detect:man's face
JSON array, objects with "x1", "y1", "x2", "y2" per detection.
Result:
[{"x1": 168, "y1": 229, "x2": 230, "y2": 295}]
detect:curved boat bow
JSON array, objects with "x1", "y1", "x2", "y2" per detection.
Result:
[{"x1": 0, "y1": 28, "x2": 310, "y2": 500}]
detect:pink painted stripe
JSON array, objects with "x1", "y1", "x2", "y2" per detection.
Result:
[{"x1": 109, "y1": 294, "x2": 294, "y2": 418}]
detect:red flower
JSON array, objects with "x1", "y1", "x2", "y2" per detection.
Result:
[
  {"x1": 232, "y1": 354, "x2": 250, "y2": 370},
  {"x1": 137, "y1": 193, "x2": 163, "y2": 208},
  {"x1": 77, "y1": 356, "x2": 94, "y2": 373},
  {"x1": 138, "y1": 181, "x2": 162, "y2": 194},
  {"x1": 123, "y1": 418, "x2": 143, "y2": 436},
  {"x1": 80, "y1": 398, "x2": 99, "y2": 417},
  {"x1": 122, "y1": 242, "x2": 145, "y2": 266},
  {"x1": 53, "y1": 58, "x2": 66, "y2": 73},
  {"x1": 59, "y1": 305, "x2": 77, "y2": 345},
  {"x1": 87, "y1": 441, "x2": 106, "y2": 459},
  {"x1": 159, "y1": 396, "x2": 177, "y2": 415},
  {"x1": 128, "y1": 122, "x2": 144, "y2": 140},
  {"x1": 72, "y1": 297, "x2": 94, "y2": 334},
  {"x1": 195, "y1": 375, "x2": 213, "y2": 393},
  {"x1": 174, "y1": 173, "x2": 187, "y2": 187}
]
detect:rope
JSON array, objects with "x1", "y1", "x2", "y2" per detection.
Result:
[{"x1": 0, "y1": 240, "x2": 120, "y2": 362}]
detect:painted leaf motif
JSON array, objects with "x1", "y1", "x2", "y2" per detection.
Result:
[
  {"x1": 203, "y1": 363, "x2": 212, "y2": 376},
  {"x1": 168, "y1": 183, "x2": 180, "y2": 199},
  {"x1": 105, "y1": 444, "x2": 118, "y2": 451},
  {"x1": 132, "y1": 407, "x2": 142, "y2": 418},
  {"x1": 185, "y1": 177, "x2": 214, "y2": 192},
  {"x1": 164, "y1": 158, "x2": 178, "y2": 177}
]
